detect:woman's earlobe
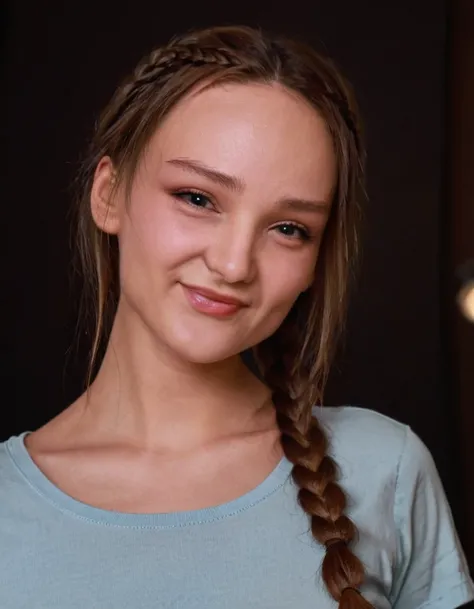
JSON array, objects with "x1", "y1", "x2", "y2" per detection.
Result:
[{"x1": 90, "y1": 157, "x2": 121, "y2": 235}]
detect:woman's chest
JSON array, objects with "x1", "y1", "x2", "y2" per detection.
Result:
[
  {"x1": 2, "y1": 524, "x2": 391, "y2": 609},
  {"x1": 1, "y1": 482, "x2": 394, "y2": 609}
]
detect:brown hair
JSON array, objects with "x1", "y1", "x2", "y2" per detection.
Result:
[{"x1": 75, "y1": 25, "x2": 371, "y2": 608}]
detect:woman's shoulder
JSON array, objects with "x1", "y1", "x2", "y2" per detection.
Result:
[
  {"x1": 0, "y1": 432, "x2": 29, "y2": 483},
  {"x1": 313, "y1": 405, "x2": 435, "y2": 490},
  {"x1": 315, "y1": 407, "x2": 474, "y2": 608},
  {"x1": 314, "y1": 405, "x2": 409, "y2": 451},
  {"x1": 0, "y1": 432, "x2": 32, "y2": 516}
]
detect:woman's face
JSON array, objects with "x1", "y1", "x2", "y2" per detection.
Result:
[{"x1": 93, "y1": 82, "x2": 336, "y2": 363}]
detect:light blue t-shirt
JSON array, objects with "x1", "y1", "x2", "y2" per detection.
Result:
[{"x1": 0, "y1": 406, "x2": 472, "y2": 609}]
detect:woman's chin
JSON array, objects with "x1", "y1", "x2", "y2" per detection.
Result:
[{"x1": 167, "y1": 334, "x2": 246, "y2": 366}]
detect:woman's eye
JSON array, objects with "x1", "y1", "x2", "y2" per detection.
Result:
[
  {"x1": 174, "y1": 191, "x2": 213, "y2": 210},
  {"x1": 274, "y1": 223, "x2": 311, "y2": 242}
]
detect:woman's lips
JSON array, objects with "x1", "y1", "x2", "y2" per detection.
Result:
[{"x1": 181, "y1": 284, "x2": 247, "y2": 317}]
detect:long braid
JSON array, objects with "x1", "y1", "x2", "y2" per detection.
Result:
[{"x1": 256, "y1": 324, "x2": 373, "y2": 608}]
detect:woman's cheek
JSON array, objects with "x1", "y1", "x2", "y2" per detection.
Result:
[
  {"x1": 138, "y1": 206, "x2": 211, "y2": 267},
  {"x1": 263, "y1": 247, "x2": 316, "y2": 297}
]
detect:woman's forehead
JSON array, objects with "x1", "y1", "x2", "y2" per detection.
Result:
[{"x1": 147, "y1": 82, "x2": 337, "y2": 197}]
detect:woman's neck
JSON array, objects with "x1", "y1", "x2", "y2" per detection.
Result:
[{"x1": 71, "y1": 309, "x2": 274, "y2": 452}]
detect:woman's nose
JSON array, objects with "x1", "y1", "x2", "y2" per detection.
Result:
[{"x1": 204, "y1": 217, "x2": 258, "y2": 284}]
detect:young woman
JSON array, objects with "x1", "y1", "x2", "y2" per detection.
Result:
[{"x1": 1, "y1": 25, "x2": 472, "y2": 609}]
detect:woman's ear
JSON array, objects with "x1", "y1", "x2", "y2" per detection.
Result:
[{"x1": 90, "y1": 156, "x2": 122, "y2": 235}]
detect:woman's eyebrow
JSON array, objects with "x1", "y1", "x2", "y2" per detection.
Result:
[
  {"x1": 166, "y1": 158, "x2": 245, "y2": 193},
  {"x1": 275, "y1": 197, "x2": 330, "y2": 214}
]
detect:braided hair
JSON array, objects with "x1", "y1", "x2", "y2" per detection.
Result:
[{"x1": 76, "y1": 25, "x2": 371, "y2": 608}]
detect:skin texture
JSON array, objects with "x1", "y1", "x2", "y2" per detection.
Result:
[{"x1": 25, "y1": 82, "x2": 336, "y2": 513}]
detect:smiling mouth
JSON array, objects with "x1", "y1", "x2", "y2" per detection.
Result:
[
  {"x1": 181, "y1": 284, "x2": 248, "y2": 317},
  {"x1": 183, "y1": 284, "x2": 248, "y2": 306}
]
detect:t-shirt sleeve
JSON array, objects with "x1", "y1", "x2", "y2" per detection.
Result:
[{"x1": 390, "y1": 427, "x2": 474, "y2": 609}]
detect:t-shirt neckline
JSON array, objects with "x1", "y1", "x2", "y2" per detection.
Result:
[{"x1": 6, "y1": 431, "x2": 293, "y2": 528}]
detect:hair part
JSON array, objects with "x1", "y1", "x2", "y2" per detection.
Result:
[{"x1": 74, "y1": 25, "x2": 371, "y2": 608}]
